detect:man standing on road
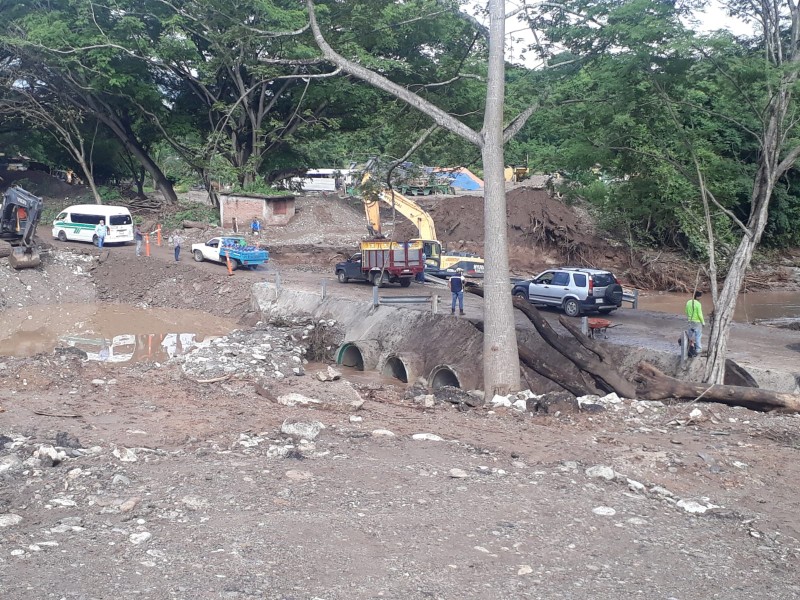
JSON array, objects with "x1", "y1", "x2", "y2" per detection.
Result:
[
  {"x1": 94, "y1": 220, "x2": 107, "y2": 248},
  {"x1": 251, "y1": 217, "x2": 261, "y2": 236},
  {"x1": 169, "y1": 231, "x2": 184, "y2": 261},
  {"x1": 449, "y1": 268, "x2": 465, "y2": 315},
  {"x1": 134, "y1": 225, "x2": 144, "y2": 257},
  {"x1": 685, "y1": 291, "x2": 705, "y2": 355}
]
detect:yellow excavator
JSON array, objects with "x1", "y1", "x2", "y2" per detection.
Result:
[
  {"x1": 0, "y1": 186, "x2": 43, "y2": 269},
  {"x1": 361, "y1": 177, "x2": 484, "y2": 278}
]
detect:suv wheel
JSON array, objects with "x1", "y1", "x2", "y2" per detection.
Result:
[
  {"x1": 563, "y1": 298, "x2": 581, "y2": 317},
  {"x1": 604, "y1": 283, "x2": 624, "y2": 305}
]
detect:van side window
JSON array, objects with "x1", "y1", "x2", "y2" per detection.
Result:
[
  {"x1": 109, "y1": 215, "x2": 132, "y2": 225},
  {"x1": 71, "y1": 213, "x2": 102, "y2": 225},
  {"x1": 573, "y1": 273, "x2": 587, "y2": 287},
  {"x1": 552, "y1": 272, "x2": 570, "y2": 286},
  {"x1": 56, "y1": 212, "x2": 67, "y2": 221}
]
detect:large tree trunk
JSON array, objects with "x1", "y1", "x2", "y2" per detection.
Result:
[
  {"x1": 94, "y1": 112, "x2": 178, "y2": 205},
  {"x1": 704, "y1": 154, "x2": 777, "y2": 384},
  {"x1": 480, "y1": 0, "x2": 521, "y2": 396}
]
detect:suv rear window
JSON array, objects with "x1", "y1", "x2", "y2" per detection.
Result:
[
  {"x1": 591, "y1": 273, "x2": 616, "y2": 287},
  {"x1": 572, "y1": 273, "x2": 587, "y2": 287}
]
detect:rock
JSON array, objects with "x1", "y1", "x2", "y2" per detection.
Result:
[
  {"x1": 371, "y1": 429, "x2": 396, "y2": 438},
  {"x1": 254, "y1": 378, "x2": 275, "y2": 401},
  {"x1": 490, "y1": 394, "x2": 512, "y2": 408},
  {"x1": 292, "y1": 367, "x2": 305, "y2": 376},
  {"x1": 517, "y1": 565, "x2": 533, "y2": 576},
  {"x1": 414, "y1": 394, "x2": 436, "y2": 408},
  {"x1": 689, "y1": 408, "x2": 703, "y2": 420},
  {"x1": 129, "y1": 532, "x2": 152, "y2": 545},
  {"x1": 676, "y1": 499, "x2": 708, "y2": 514},
  {"x1": 528, "y1": 391, "x2": 579, "y2": 414},
  {"x1": 112, "y1": 447, "x2": 138, "y2": 462},
  {"x1": 276, "y1": 393, "x2": 321, "y2": 406},
  {"x1": 433, "y1": 386, "x2": 479, "y2": 407},
  {"x1": 585, "y1": 465, "x2": 617, "y2": 480},
  {"x1": 316, "y1": 365, "x2": 342, "y2": 382},
  {"x1": 448, "y1": 468, "x2": 469, "y2": 479},
  {"x1": 34, "y1": 445, "x2": 67, "y2": 466},
  {"x1": 412, "y1": 433, "x2": 444, "y2": 442},
  {"x1": 181, "y1": 496, "x2": 209, "y2": 511},
  {"x1": 350, "y1": 399, "x2": 365, "y2": 410},
  {"x1": 592, "y1": 506, "x2": 616, "y2": 516},
  {"x1": 55, "y1": 432, "x2": 82, "y2": 449},
  {"x1": 285, "y1": 469, "x2": 313, "y2": 481},
  {"x1": 0, "y1": 455, "x2": 23, "y2": 474},
  {"x1": 91, "y1": 379, "x2": 105, "y2": 386},
  {"x1": 280, "y1": 419, "x2": 325, "y2": 440},
  {"x1": 112, "y1": 474, "x2": 131, "y2": 487},
  {"x1": 349, "y1": 415, "x2": 363, "y2": 423},
  {"x1": 0, "y1": 513, "x2": 23, "y2": 527},
  {"x1": 119, "y1": 497, "x2": 140, "y2": 513}
]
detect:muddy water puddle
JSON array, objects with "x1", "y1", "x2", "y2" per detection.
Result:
[
  {"x1": 0, "y1": 304, "x2": 236, "y2": 362},
  {"x1": 637, "y1": 290, "x2": 800, "y2": 322}
]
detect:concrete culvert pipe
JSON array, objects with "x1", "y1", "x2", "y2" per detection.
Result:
[
  {"x1": 336, "y1": 343, "x2": 365, "y2": 370},
  {"x1": 381, "y1": 355, "x2": 410, "y2": 383},
  {"x1": 335, "y1": 340, "x2": 382, "y2": 371},
  {"x1": 429, "y1": 365, "x2": 461, "y2": 389}
]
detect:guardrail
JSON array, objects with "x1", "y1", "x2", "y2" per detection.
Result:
[{"x1": 622, "y1": 289, "x2": 639, "y2": 309}]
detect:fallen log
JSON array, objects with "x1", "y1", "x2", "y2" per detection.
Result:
[
  {"x1": 636, "y1": 362, "x2": 800, "y2": 413},
  {"x1": 511, "y1": 297, "x2": 637, "y2": 398},
  {"x1": 469, "y1": 320, "x2": 593, "y2": 396}
]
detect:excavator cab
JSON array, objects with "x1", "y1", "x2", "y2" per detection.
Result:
[{"x1": 1, "y1": 186, "x2": 43, "y2": 269}]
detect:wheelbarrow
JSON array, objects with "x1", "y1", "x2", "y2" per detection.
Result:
[{"x1": 586, "y1": 317, "x2": 621, "y2": 339}]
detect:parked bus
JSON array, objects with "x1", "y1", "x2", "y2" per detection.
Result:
[{"x1": 52, "y1": 204, "x2": 134, "y2": 245}]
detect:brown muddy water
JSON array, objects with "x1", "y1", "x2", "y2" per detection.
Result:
[
  {"x1": 0, "y1": 304, "x2": 236, "y2": 362},
  {"x1": 636, "y1": 290, "x2": 800, "y2": 322}
]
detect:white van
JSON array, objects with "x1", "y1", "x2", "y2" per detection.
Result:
[{"x1": 52, "y1": 204, "x2": 134, "y2": 245}]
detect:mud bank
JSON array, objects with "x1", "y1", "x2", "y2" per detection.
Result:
[{"x1": 252, "y1": 283, "x2": 800, "y2": 394}]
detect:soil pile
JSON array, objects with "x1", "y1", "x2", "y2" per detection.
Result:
[{"x1": 393, "y1": 186, "x2": 629, "y2": 277}]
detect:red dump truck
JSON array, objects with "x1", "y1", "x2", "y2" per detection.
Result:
[{"x1": 335, "y1": 240, "x2": 424, "y2": 287}]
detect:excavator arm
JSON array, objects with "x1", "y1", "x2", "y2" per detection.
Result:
[
  {"x1": 1, "y1": 186, "x2": 43, "y2": 269},
  {"x1": 375, "y1": 188, "x2": 438, "y2": 241}
]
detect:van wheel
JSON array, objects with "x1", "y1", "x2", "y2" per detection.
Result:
[
  {"x1": 231, "y1": 259, "x2": 240, "y2": 271},
  {"x1": 513, "y1": 290, "x2": 528, "y2": 301},
  {"x1": 193, "y1": 250, "x2": 204, "y2": 262},
  {"x1": 92, "y1": 235, "x2": 99, "y2": 246},
  {"x1": 57, "y1": 230, "x2": 67, "y2": 242},
  {"x1": 563, "y1": 298, "x2": 581, "y2": 317},
  {"x1": 337, "y1": 270, "x2": 348, "y2": 283}
]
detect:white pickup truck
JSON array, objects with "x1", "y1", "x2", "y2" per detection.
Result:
[{"x1": 191, "y1": 236, "x2": 269, "y2": 270}]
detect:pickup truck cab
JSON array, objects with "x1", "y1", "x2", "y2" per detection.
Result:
[{"x1": 191, "y1": 236, "x2": 269, "y2": 270}]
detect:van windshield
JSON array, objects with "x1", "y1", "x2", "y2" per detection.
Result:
[{"x1": 109, "y1": 215, "x2": 132, "y2": 226}]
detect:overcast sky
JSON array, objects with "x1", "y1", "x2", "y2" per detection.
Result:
[{"x1": 466, "y1": 1, "x2": 755, "y2": 67}]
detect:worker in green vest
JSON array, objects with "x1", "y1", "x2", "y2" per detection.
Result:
[{"x1": 685, "y1": 291, "x2": 705, "y2": 355}]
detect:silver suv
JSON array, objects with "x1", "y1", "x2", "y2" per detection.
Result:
[{"x1": 512, "y1": 267, "x2": 624, "y2": 317}]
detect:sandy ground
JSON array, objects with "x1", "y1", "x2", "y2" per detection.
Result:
[{"x1": 1, "y1": 194, "x2": 799, "y2": 599}]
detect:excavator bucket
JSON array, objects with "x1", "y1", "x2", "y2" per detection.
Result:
[{"x1": 9, "y1": 246, "x2": 41, "y2": 269}]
